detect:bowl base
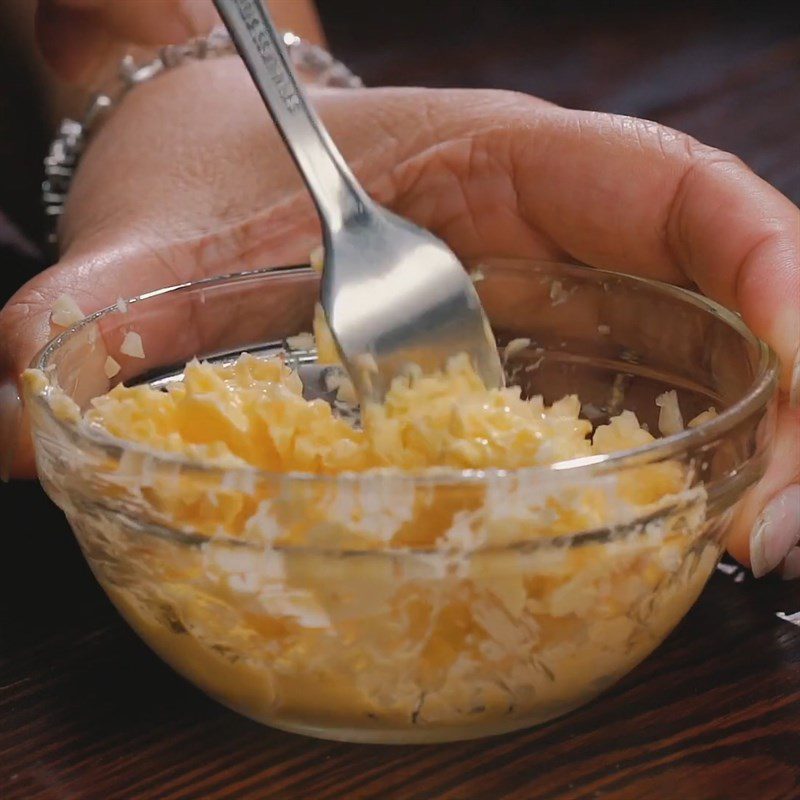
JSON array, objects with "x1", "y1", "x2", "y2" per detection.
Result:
[{"x1": 239, "y1": 702, "x2": 590, "y2": 745}]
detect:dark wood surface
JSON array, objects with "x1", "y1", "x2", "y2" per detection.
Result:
[{"x1": 1, "y1": 2, "x2": 799, "y2": 798}]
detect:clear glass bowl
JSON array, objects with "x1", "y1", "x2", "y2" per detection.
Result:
[{"x1": 25, "y1": 260, "x2": 778, "y2": 743}]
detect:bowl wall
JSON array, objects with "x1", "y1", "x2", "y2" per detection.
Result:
[{"x1": 27, "y1": 261, "x2": 777, "y2": 742}]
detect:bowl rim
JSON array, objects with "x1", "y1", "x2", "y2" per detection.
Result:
[{"x1": 29, "y1": 260, "x2": 779, "y2": 488}]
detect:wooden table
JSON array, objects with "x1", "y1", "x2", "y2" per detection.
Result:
[{"x1": 1, "y1": 2, "x2": 798, "y2": 798}]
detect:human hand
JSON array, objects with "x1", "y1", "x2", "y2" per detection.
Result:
[{"x1": 0, "y1": 58, "x2": 797, "y2": 575}]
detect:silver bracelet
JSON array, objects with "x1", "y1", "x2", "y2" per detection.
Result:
[{"x1": 43, "y1": 28, "x2": 362, "y2": 248}]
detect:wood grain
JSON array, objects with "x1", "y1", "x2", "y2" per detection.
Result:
[{"x1": 1, "y1": 2, "x2": 799, "y2": 798}]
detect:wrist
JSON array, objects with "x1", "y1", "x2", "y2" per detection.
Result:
[{"x1": 45, "y1": 28, "x2": 361, "y2": 252}]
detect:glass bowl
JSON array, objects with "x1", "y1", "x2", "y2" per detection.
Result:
[{"x1": 25, "y1": 259, "x2": 778, "y2": 744}]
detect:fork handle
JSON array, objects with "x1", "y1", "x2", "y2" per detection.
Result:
[{"x1": 213, "y1": 0, "x2": 368, "y2": 231}]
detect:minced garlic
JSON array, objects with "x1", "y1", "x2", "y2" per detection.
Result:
[
  {"x1": 82, "y1": 353, "x2": 665, "y2": 475},
  {"x1": 502, "y1": 337, "x2": 531, "y2": 365},
  {"x1": 120, "y1": 331, "x2": 145, "y2": 359},
  {"x1": 313, "y1": 303, "x2": 339, "y2": 364},
  {"x1": 28, "y1": 337, "x2": 719, "y2": 742},
  {"x1": 309, "y1": 245, "x2": 324, "y2": 272},
  {"x1": 50, "y1": 294, "x2": 84, "y2": 328},
  {"x1": 656, "y1": 390, "x2": 684, "y2": 436},
  {"x1": 104, "y1": 356, "x2": 121, "y2": 379},
  {"x1": 688, "y1": 407, "x2": 718, "y2": 428}
]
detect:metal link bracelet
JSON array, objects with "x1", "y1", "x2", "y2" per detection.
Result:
[{"x1": 43, "y1": 28, "x2": 362, "y2": 247}]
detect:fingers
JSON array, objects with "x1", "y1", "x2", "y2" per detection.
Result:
[
  {"x1": 389, "y1": 106, "x2": 800, "y2": 394},
  {"x1": 726, "y1": 402, "x2": 800, "y2": 577},
  {"x1": 385, "y1": 99, "x2": 799, "y2": 574},
  {"x1": 36, "y1": 0, "x2": 217, "y2": 82},
  {"x1": 662, "y1": 147, "x2": 800, "y2": 397}
]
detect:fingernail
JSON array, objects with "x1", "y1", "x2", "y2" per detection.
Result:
[
  {"x1": 750, "y1": 485, "x2": 800, "y2": 577},
  {"x1": 0, "y1": 379, "x2": 22, "y2": 482},
  {"x1": 790, "y1": 349, "x2": 800, "y2": 409},
  {"x1": 781, "y1": 547, "x2": 800, "y2": 580},
  {"x1": 176, "y1": 0, "x2": 218, "y2": 37}
]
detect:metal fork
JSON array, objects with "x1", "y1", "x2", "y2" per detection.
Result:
[{"x1": 213, "y1": 0, "x2": 503, "y2": 400}]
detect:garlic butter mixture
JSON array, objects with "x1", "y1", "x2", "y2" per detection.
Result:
[
  {"x1": 85, "y1": 351, "x2": 658, "y2": 473},
  {"x1": 25, "y1": 313, "x2": 721, "y2": 740}
]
